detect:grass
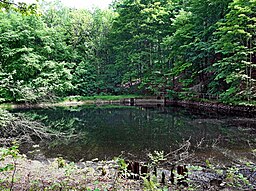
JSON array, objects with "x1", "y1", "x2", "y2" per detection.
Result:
[
  {"x1": 61, "y1": 95, "x2": 141, "y2": 102},
  {"x1": 0, "y1": 95, "x2": 142, "y2": 109},
  {"x1": 0, "y1": 103, "x2": 14, "y2": 109},
  {"x1": 233, "y1": 101, "x2": 256, "y2": 106}
]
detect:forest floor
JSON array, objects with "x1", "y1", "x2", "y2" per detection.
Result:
[
  {"x1": 0, "y1": 148, "x2": 255, "y2": 191},
  {"x1": 0, "y1": 154, "x2": 142, "y2": 191}
]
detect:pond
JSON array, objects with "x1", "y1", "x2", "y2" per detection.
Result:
[{"x1": 12, "y1": 105, "x2": 256, "y2": 163}]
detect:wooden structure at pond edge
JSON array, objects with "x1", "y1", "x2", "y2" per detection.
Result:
[
  {"x1": 125, "y1": 161, "x2": 189, "y2": 187},
  {"x1": 122, "y1": 98, "x2": 166, "y2": 106},
  {"x1": 121, "y1": 91, "x2": 167, "y2": 106}
]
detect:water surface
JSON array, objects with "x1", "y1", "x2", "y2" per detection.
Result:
[{"x1": 13, "y1": 105, "x2": 256, "y2": 163}]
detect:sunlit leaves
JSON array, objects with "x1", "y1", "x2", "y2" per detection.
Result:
[
  {"x1": 0, "y1": 0, "x2": 39, "y2": 15},
  {"x1": 0, "y1": 10, "x2": 74, "y2": 102},
  {"x1": 213, "y1": 0, "x2": 256, "y2": 102}
]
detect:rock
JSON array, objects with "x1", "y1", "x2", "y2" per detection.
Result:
[
  {"x1": 220, "y1": 182, "x2": 226, "y2": 187},
  {"x1": 92, "y1": 158, "x2": 99, "y2": 162},
  {"x1": 86, "y1": 161, "x2": 93, "y2": 165}
]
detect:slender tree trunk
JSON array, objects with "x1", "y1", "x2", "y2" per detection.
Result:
[{"x1": 249, "y1": 37, "x2": 252, "y2": 102}]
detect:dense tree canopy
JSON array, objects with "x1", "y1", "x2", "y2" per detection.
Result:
[
  {"x1": 0, "y1": 0, "x2": 255, "y2": 104},
  {"x1": 0, "y1": 0, "x2": 38, "y2": 14}
]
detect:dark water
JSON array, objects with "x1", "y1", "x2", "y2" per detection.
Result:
[{"x1": 13, "y1": 105, "x2": 256, "y2": 163}]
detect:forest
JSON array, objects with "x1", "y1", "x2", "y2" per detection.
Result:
[
  {"x1": 0, "y1": 0, "x2": 256, "y2": 105},
  {"x1": 0, "y1": 1, "x2": 256, "y2": 190}
]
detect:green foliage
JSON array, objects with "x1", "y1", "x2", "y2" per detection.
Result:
[
  {"x1": 114, "y1": 157, "x2": 128, "y2": 174},
  {"x1": 148, "y1": 150, "x2": 166, "y2": 166},
  {"x1": 212, "y1": 0, "x2": 256, "y2": 103},
  {"x1": 203, "y1": 159, "x2": 256, "y2": 190},
  {"x1": 56, "y1": 157, "x2": 66, "y2": 168},
  {"x1": 0, "y1": 11, "x2": 74, "y2": 103},
  {"x1": 0, "y1": 143, "x2": 19, "y2": 173},
  {"x1": 142, "y1": 175, "x2": 159, "y2": 191},
  {"x1": 107, "y1": 0, "x2": 175, "y2": 94},
  {"x1": 0, "y1": 2, "x2": 116, "y2": 102},
  {"x1": 0, "y1": 0, "x2": 255, "y2": 105},
  {"x1": 0, "y1": 0, "x2": 39, "y2": 15}
]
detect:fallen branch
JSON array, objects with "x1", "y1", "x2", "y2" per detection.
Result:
[{"x1": 0, "y1": 109, "x2": 65, "y2": 146}]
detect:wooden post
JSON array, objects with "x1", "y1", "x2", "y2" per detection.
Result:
[
  {"x1": 130, "y1": 98, "x2": 135, "y2": 106},
  {"x1": 141, "y1": 165, "x2": 148, "y2": 176},
  {"x1": 177, "y1": 165, "x2": 188, "y2": 187},
  {"x1": 161, "y1": 171, "x2": 166, "y2": 184}
]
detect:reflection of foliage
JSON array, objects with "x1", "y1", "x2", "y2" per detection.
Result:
[
  {"x1": 0, "y1": 109, "x2": 53, "y2": 144},
  {"x1": 0, "y1": 109, "x2": 13, "y2": 127},
  {"x1": 22, "y1": 109, "x2": 78, "y2": 132},
  {"x1": 49, "y1": 118, "x2": 77, "y2": 132},
  {"x1": 11, "y1": 105, "x2": 256, "y2": 162}
]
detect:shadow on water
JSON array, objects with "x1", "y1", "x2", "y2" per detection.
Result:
[{"x1": 11, "y1": 105, "x2": 256, "y2": 163}]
